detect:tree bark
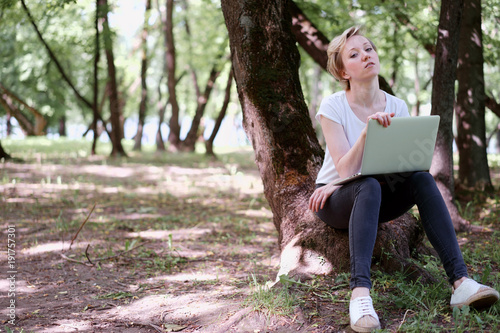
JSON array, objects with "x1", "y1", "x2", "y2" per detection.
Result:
[
  {"x1": 205, "y1": 67, "x2": 233, "y2": 156},
  {"x1": 164, "y1": 0, "x2": 182, "y2": 150},
  {"x1": 155, "y1": 75, "x2": 166, "y2": 152},
  {"x1": 182, "y1": 65, "x2": 221, "y2": 151},
  {"x1": 92, "y1": 0, "x2": 102, "y2": 155},
  {"x1": 456, "y1": 0, "x2": 492, "y2": 192},
  {"x1": 59, "y1": 116, "x2": 66, "y2": 137},
  {"x1": 100, "y1": 0, "x2": 127, "y2": 157},
  {"x1": 133, "y1": 0, "x2": 152, "y2": 151},
  {"x1": 221, "y1": 0, "x2": 433, "y2": 282},
  {"x1": 0, "y1": 85, "x2": 46, "y2": 136},
  {"x1": 429, "y1": 0, "x2": 469, "y2": 231}
]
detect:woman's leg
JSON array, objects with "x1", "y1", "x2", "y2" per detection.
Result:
[
  {"x1": 378, "y1": 172, "x2": 468, "y2": 284},
  {"x1": 316, "y1": 177, "x2": 383, "y2": 289}
]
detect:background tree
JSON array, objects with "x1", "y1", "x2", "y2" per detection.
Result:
[
  {"x1": 100, "y1": 0, "x2": 127, "y2": 157},
  {"x1": 133, "y1": 0, "x2": 152, "y2": 151},
  {"x1": 429, "y1": 0, "x2": 468, "y2": 231},
  {"x1": 456, "y1": 0, "x2": 493, "y2": 192},
  {"x1": 164, "y1": 0, "x2": 182, "y2": 150},
  {"x1": 221, "y1": 0, "x2": 433, "y2": 282}
]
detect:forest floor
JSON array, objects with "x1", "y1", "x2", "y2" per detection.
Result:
[{"x1": 1, "y1": 139, "x2": 500, "y2": 333}]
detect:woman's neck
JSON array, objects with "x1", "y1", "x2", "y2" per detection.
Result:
[{"x1": 346, "y1": 78, "x2": 381, "y2": 107}]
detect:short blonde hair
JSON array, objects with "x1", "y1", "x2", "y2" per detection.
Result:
[{"x1": 326, "y1": 26, "x2": 377, "y2": 90}]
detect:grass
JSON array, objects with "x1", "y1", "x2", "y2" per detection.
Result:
[{"x1": 3, "y1": 137, "x2": 500, "y2": 331}]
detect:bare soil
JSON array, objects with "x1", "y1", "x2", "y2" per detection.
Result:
[{"x1": 1, "y1": 155, "x2": 498, "y2": 332}]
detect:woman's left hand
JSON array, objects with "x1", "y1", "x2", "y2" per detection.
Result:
[{"x1": 309, "y1": 182, "x2": 340, "y2": 212}]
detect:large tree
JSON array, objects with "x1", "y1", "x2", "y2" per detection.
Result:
[
  {"x1": 455, "y1": 0, "x2": 492, "y2": 192},
  {"x1": 429, "y1": 0, "x2": 467, "y2": 231},
  {"x1": 221, "y1": 0, "x2": 433, "y2": 282}
]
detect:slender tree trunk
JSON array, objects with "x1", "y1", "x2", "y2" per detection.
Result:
[
  {"x1": 0, "y1": 92, "x2": 37, "y2": 136},
  {"x1": 164, "y1": 0, "x2": 181, "y2": 150},
  {"x1": 134, "y1": 0, "x2": 152, "y2": 151},
  {"x1": 0, "y1": 83, "x2": 47, "y2": 135},
  {"x1": 6, "y1": 113, "x2": 12, "y2": 136},
  {"x1": 221, "y1": 0, "x2": 433, "y2": 283},
  {"x1": 455, "y1": 0, "x2": 492, "y2": 192},
  {"x1": 429, "y1": 0, "x2": 468, "y2": 231},
  {"x1": 206, "y1": 67, "x2": 233, "y2": 156},
  {"x1": 182, "y1": 66, "x2": 221, "y2": 151},
  {"x1": 412, "y1": 48, "x2": 421, "y2": 117},
  {"x1": 100, "y1": 0, "x2": 127, "y2": 157},
  {"x1": 156, "y1": 81, "x2": 166, "y2": 152},
  {"x1": 59, "y1": 116, "x2": 66, "y2": 137},
  {"x1": 91, "y1": 0, "x2": 102, "y2": 155}
]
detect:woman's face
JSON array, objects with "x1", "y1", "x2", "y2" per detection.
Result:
[{"x1": 340, "y1": 35, "x2": 380, "y2": 84}]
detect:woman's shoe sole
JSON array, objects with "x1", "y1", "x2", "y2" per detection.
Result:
[{"x1": 451, "y1": 288, "x2": 499, "y2": 309}]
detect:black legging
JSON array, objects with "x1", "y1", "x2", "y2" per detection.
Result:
[{"x1": 316, "y1": 172, "x2": 468, "y2": 289}]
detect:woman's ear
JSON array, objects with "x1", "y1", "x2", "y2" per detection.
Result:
[{"x1": 341, "y1": 70, "x2": 350, "y2": 80}]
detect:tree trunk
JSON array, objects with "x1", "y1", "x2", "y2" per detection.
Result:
[
  {"x1": 205, "y1": 67, "x2": 233, "y2": 156},
  {"x1": 221, "y1": 0, "x2": 433, "y2": 283},
  {"x1": 6, "y1": 113, "x2": 12, "y2": 136},
  {"x1": 182, "y1": 66, "x2": 221, "y2": 151},
  {"x1": 101, "y1": 0, "x2": 127, "y2": 157},
  {"x1": 0, "y1": 83, "x2": 47, "y2": 136},
  {"x1": 134, "y1": 0, "x2": 152, "y2": 151},
  {"x1": 156, "y1": 77, "x2": 166, "y2": 152},
  {"x1": 0, "y1": 140, "x2": 11, "y2": 160},
  {"x1": 92, "y1": 0, "x2": 101, "y2": 155},
  {"x1": 429, "y1": 0, "x2": 469, "y2": 231},
  {"x1": 455, "y1": 0, "x2": 492, "y2": 192},
  {"x1": 164, "y1": 0, "x2": 182, "y2": 150},
  {"x1": 59, "y1": 116, "x2": 66, "y2": 137}
]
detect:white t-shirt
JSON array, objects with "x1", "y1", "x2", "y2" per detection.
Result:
[{"x1": 315, "y1": 90, "x2": 410, "y2": 184}]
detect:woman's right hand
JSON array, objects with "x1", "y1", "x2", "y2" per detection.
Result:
[
  {"x1": 309, "y1": 182, "x2": 340, "y2": 212},
  {"x1": 367, "y1": 112, "x2": 395, "y2": 128}
]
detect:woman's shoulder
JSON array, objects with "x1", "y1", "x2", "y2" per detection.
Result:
[
  {"x1": 383, "y1": 91, "x2": 409, "y2": 114},
  {"x1": 320, "y1": 90, "x2": 348, "y2": 110},
  {"x1": 323, "y1": 90, "x2": 347, "y2": 103},
  {"x1": 383, "y1": 91, "x2": 406, "y2": 106}
]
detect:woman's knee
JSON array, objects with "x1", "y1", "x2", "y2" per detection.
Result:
[
  {"x1": 355, "y1": 177, "x2": 382, "y2": 199},
  {"x1": 409, "y1": 171, "x2": 435, "y2": 186}
]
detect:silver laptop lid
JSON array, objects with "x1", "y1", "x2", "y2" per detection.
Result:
[{"x1": 360, "y1": 115, "x2": 440, "y2": 175}]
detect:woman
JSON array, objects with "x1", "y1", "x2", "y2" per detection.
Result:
[{"x1": 308, "y1": 26, "x2": 499, "y2": 332}]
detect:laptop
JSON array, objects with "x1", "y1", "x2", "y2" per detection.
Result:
[{"x1": 333, "y1": 115, "x2": 440, "y2": 185}]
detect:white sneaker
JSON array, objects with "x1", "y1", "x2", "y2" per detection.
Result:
[
  {"x1": 450, "y1": 278, "x2": 499, "y2": 309},
  {"x1": 349, "y1": 296, "x2": 381, "y2": 332}
]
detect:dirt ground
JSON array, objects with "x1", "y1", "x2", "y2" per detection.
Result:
[
  {"x1": 1, "y1": 154, "x2": 499, "y2": 333},
  {"x1": 0, "y1": 156, "x2": 355, "y2": 333}
]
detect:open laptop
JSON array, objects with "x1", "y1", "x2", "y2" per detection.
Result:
[{"x1": 333, "y1": 115, "x2": 440, "y2": 185}]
